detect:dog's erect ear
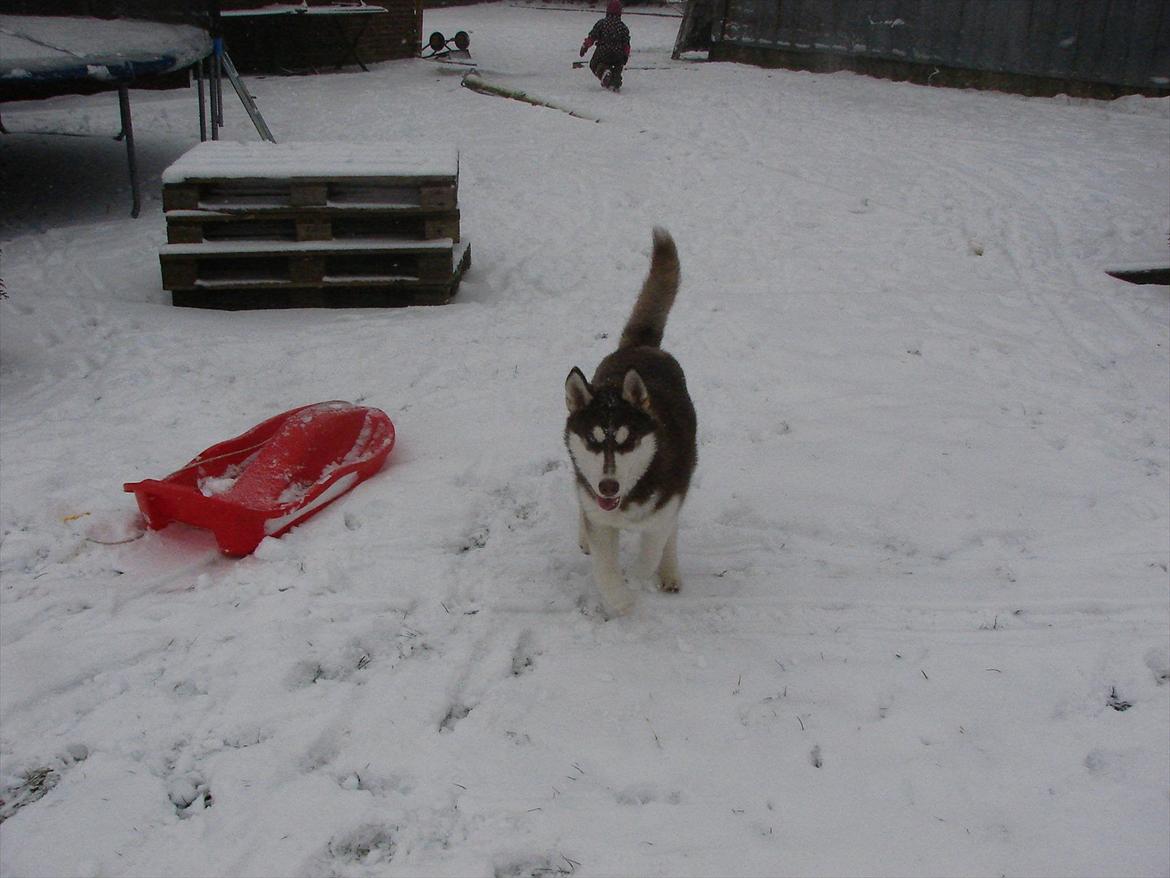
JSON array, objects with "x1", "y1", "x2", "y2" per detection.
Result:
[
  {"x1": 622, "y1": 369, "x2": 651, "y2": 412},
  {"x1": 565, "y1": 367, "x2": 593, "y2": 413}
]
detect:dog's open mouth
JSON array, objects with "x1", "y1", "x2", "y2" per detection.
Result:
[{"x1": 597, "y1": 496, "x2": 620, "y2": 512}]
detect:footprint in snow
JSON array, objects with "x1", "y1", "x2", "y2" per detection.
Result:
[
  {"x1": 494, "y1": 854, "x2": 579, "y2": 878},
  {"x1": 510, "y1": 630, "x2": 539, "y2": 677},
  {"x1": 0, "y1": 745, "x2": 89, "y2": 824},
  {"x1": 614, "y1": 784, "x2": 682, "y2": 806},
  {"x1": 324, "y1": 824, "x2": 397, "y2": 868},
  {"x1": 1144, "y1": 648, "x2": 1169, "y2": 685},
  {"x1": 168, "y1": 773, "x2": 212, "y2": 814},
  {"x1": 439, "y1": 702, "x2": 473, "y2": 733}
]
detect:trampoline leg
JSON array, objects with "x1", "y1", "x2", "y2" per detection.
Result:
[
  {"x1": 197, "y1": 57, "x2": 208, "y2": 142},
  {"x1": 210, "y1": 51, "x2": 221, "y2": 140},
  {"x1": 213, "y1": 50, "x2": 225, "y2": 128},
  {"x1": 117, "y1": 85, "x2": 141, "y2": 218}
]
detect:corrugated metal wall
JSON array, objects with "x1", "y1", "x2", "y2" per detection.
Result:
[{"x1": 714, "y1": 0, "x2": 1170, "y2": 92}]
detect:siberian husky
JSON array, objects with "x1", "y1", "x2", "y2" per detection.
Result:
[{"x1": 564, "y1": 227, "x2": 697, "y2": 616}]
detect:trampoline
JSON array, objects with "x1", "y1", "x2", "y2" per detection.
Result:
[{"x1": 0, "y1": 15, "x2": 212, "y2": 216}]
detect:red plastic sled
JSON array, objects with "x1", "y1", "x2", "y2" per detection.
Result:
[{"x1": 124, "y1": 401, "x2": 395, "y2": 555}]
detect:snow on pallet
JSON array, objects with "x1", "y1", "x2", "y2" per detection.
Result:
[
  {"x1": 161, "y1": 141, "x2": 458, "y2": 182},
  {"x1": 159, "y1": 141, "x2": 468, "y2": 308}
]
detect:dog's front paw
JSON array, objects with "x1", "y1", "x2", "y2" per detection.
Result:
[{"x1": 658, "y1": 573, "x2": 681, "y2": 593}]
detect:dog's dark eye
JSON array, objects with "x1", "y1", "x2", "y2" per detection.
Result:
[{"x1": 615, "y1": 434, "x2": 637, "y2": 451}]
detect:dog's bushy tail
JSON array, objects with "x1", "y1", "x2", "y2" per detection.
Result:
[{"x1": 619, "y1": 227, "x2": 680, "y2": 350}]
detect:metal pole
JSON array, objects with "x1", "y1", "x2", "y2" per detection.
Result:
[
  {"x1": 214, "y1": 41, "x2": 225, "y2": 128},
  {"x1": 197, "y1": 56, "x2": 208, "y2": 141},
  {"x1": 117, "y1": 85, "x2": 140, "y2": 218},
  {"x1": 210, "y1": 49, "x2": 220, "y2": 139},
  {"x1": 208, "y1": 0, "x2": 224, "y2": 136}
]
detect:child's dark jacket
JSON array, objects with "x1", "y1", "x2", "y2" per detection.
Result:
[{"x1": 584, "y1": 15, "x2": 630, "y2": 62}]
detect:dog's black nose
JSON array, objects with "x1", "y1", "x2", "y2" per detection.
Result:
[{"x1": 598, "y1": 479, "x2": 619, "y2": 498}]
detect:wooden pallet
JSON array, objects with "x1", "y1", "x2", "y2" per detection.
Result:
[
  {"x1": 159, "y1": 142, "x2": 468, "y2": 309},
  {"x1": 164, "y1": 207, "x2": 461, "y2": 245},
  {"x1": 162, "y1": 179, "x2": 459, "y2": 213},
  {"x1": 163, "y1": 240, "x2": 471, "y2": 309}
]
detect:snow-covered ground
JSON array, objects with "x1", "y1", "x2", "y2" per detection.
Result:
[{"x1": 2, "y1": 5, "x2": 1168, "y2": 876}]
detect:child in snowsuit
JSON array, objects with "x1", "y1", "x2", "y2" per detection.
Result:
[{"x1": 580, "y1": 0, "x2": 630, "y2": 91}]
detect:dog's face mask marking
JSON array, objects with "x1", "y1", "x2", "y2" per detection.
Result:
[{"x1": 565, "y1": 368, "x2": 657, "y2": 511}]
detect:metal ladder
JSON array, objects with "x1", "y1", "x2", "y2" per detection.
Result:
[{"x1": 199, "y1": 38, "x2": 276, "y2": 144}]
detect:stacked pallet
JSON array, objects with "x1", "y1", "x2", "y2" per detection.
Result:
[{"x1": 159, "y1": 141, "x2": 470, "y2": 309}]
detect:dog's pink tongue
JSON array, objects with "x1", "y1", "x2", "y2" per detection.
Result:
[{"x1": 597, "y1": 496, "x2": 620, "y2": 511}]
